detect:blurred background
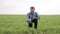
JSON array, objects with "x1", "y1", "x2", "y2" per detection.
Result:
[{"x1": 0, "y1": 0, "x2": 60, "y2": 15}]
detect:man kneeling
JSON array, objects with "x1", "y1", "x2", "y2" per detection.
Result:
[{"x1": 26, "y1": 6, "x2": 40, "y2": 29}]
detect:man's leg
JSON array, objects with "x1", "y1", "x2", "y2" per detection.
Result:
[
  {"x1": 34, "y1": 22, "x2": 37, "y2": 29},
  {"x1": 32, "y1": 18, "x2": 38, "y2": 29},
  {"x1": 28, "y1": 22, "x2": 32, "y2": 28}
]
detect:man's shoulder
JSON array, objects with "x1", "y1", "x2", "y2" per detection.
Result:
[
  {"x1": 27, "y1": 12, "x2": 30, "y2": 15},
  {"x1": 34, "y1": 12, "x2": 38, "y2": 14},
  {"x1": 35, "y1": 12, "x2": 37, "y2": 13},
  {"x1": 27, "y1": 12, "x2": 38, "y2": 15}
]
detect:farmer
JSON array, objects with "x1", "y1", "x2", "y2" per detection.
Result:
[{"x1": 26, "y1": 6, "x2": 40, "y2": 29}]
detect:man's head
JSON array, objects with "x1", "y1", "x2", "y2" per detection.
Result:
[{"x1": 30, "y1": 6, "x2": 35, "y2": 14}]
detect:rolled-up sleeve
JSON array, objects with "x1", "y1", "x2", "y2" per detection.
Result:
[
  {"x1": 26, "y1": 13, "x2": 30, "y2": 21},
  {"x1": 34, "y1": 12, "x2": 40, "y2": 20}
]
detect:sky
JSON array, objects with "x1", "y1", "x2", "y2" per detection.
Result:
[{"x1": 0, "y1": 0, "x2": 60, "y2": 15}]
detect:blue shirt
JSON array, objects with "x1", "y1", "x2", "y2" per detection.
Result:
[{"x1": 26, "y1": 12, "x2": 40, "y2": 20}]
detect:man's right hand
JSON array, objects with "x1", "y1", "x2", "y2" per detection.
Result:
[
  {"x1": 29, "y1": 18, "x2": 32, "y2": 22},
  {"x1": 27, "y1": 18, "x2": 32, "y2": 22}
]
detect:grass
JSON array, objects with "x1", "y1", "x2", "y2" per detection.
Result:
[{"x1": 0, "y1": 15, "x2": 60, "y2": 34}]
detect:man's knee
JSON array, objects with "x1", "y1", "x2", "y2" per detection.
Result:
[
  {"x1": 32, "y1": 18, "x2": 38, "y2": 23},
  {"x1": 28, "y1": 23, "x2": 32, "y2": 27}
]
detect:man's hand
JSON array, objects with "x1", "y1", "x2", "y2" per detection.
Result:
[
  {"x1": 29, "y1": 18, "x2": 32, "y2": 22},
  {"x1": 27, "y1": 18, "x2": 32, "y2": 22}
]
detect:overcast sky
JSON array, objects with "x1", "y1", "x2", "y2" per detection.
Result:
[{"x1": 0, "y1": 0, "x2": 60, "y2": 15}]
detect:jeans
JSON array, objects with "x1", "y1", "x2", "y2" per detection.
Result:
[{"x1": 27, "y1": 18, "x2": 38, "y2": 29}]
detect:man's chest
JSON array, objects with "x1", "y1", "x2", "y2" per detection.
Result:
[{"x1": 29, "y1": 14, "x2": 36, "y2": 18}]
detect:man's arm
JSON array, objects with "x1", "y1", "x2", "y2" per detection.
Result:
[
  {"x1": 26, "y1": 13, "x2": 31, "y2": 22},
  {"x1": 33, "y1": 12, "x2": 40, "y2": 20},
  {"x1": 26, "y1": 13, "x2": 29, "y2": 20}
]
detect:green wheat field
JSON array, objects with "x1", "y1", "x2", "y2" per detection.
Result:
[{"x1": 0, "y1": 15, "x2": 60, "y2": 34}]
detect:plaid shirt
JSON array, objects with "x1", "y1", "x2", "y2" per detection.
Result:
[{"x1": 26, "y1": 12, "x2": 40, "y2": 20}]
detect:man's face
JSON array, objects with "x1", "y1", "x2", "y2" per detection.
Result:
[{"x1": 30, "y1": 7, "x2": 35, "y2": 14}]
